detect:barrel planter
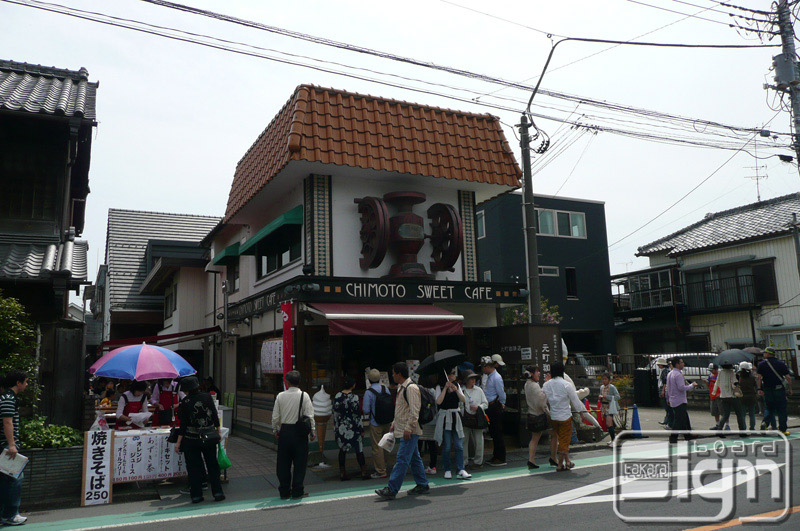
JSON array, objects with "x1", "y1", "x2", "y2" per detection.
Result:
[{"x1": 21, "y1": 445, "x2": 83, "y2": 508}]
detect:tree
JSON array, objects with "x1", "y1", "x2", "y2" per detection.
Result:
[
  {"x1": 0, "y1": 290, "x2": 39, "y2": 404},
  {"x1": 501, "y1": 298, "x2": 562, "y2": 326}
]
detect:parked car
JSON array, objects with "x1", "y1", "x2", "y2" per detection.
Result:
[
  {"x1": 642, "y1": 353, "x2": 717, "y2": 387},
  {"x1": 567, "y1": 353, "x2": 614, "y2": 378}
]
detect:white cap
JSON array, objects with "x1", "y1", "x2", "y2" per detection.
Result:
[{"x1": 491, "y1": 354, "x2": 506, "y2": 366}]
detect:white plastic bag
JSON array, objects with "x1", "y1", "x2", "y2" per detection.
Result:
[
  {"x1": 378, "y1": 431, "x2": 395, "y2": 452},
  {"x1": 90, "y1": 411, "x2": 109, "y2": 431}
]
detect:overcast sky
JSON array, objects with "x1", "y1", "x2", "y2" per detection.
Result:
[{"x1": 2, "y1": 0, "x2": 798, "y2": 297}]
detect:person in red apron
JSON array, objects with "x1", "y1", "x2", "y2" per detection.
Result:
[
  {"x1": 151, "y1": 379, "x2": 183, "y2": 427},
  {"x1": 115, "y1": 381, "x2": 150, "y2": 430}
]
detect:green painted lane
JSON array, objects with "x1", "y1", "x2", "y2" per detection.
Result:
[{"x1": 27, "y1": 433, "x2": 799, "y2": 530}]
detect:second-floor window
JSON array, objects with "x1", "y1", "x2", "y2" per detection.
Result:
[
  {"x1": 164, "y1": 281, "x2": 178, "y2": 320},
  {"x1": 684, "y1": 262, "x2": 777, "y2": 310},
  {"x1": 476, "y1": 210, "x2": 486, "y2": 239},
  {"x1": 536, "y1": 209, "x2": 586, "y2": 238},
  {"x1": 256, "y1": 225, "x2": 302, "y2": 279},
  {"x1": 227, "y1": 259, "x2": 240, "y2": 293}
]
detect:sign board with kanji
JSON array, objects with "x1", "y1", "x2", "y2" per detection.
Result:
[{"x1": 82, "y1": 430, "x2": 113, "y2": 506}]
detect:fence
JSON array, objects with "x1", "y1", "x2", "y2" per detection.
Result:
[{"x1": 565, "y1": 354, "x2": 636, "y2": 378}]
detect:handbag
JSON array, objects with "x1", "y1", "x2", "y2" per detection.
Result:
[
  {"x1": 732, "y1": 383, "x2": 743, "y2": 399},
  {"x1": 297, "y1": 392, "x2": 313, "y2": 437},
  {"x1": 199, "y1": 427, "x2": 222, "y2": 445},
  {"x1": 527, "y1": 413, "x2": 549, "y2": 432}
]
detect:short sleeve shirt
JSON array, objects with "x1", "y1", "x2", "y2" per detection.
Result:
[
  {"x1": 0, "y1": 390, "x2": 20, "y2": 449},
  {"x1": 757, "y1": 358, "x2": 790, "y2": 388}
]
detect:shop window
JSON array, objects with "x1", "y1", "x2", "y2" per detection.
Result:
[
  {"x1": 565, "y1": 267, "x2": 578, "y2": 298},
  {"x1": 537, "y1": 209, "x2": 555, "y2": 235},
  {"x1": 483, "y1": 270, "x2": 492, "y2": 282},
  {"x1": 539, "y1": 266, "x2": 559, "y2": 277},
  {"x1": 476, "y1": 210, "x2": 485, "y2": 239},
  {"x1": 227, "y1": 259, "x2": 240, "y2": 293},
  {"x1": 256, "y1": 225, "x2": 302, "y2": 279}
]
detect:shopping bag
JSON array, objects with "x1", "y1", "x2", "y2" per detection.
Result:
[
  {"x1": 378, "y1": 432, "x2": 395, "y2": 453},
  {"x1": 217, "y1": 444, "x2": 232, "y2": 470}
]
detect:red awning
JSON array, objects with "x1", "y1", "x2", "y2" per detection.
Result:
[{"x1": 307, "y1": 303, "x2": 464, "y2": 336}]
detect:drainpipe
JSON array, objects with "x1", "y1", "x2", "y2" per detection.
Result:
[{"x1": 62, "y1": 118, "x2": 81, "y2": 239}]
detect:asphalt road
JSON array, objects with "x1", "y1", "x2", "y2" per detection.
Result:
[{"x1": 27, "y1": 433, "x2": 800, "y2": 530}]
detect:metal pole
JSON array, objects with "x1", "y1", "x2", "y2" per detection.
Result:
[
  {"x1": 777, "y1": 0, "x2": 800, "y2": 172},
  {"x1": 519, "y1": 113, "x2": 542, "y2": 324},
  {"x1": 792, "y1": 213, "x2": 800, "y2": 282}
]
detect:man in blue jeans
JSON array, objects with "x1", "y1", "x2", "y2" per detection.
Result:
[
  {"x1": 1, "y1": 370, "x2": 29, "y2": 526},
  {"x1": 756, "y1": 348, "x2": 793, "y2": 436},
  {"x1": 375, "y1": 362, "x2": 429, "y2": 500}
]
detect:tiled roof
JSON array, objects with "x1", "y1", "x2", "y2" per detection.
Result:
[
  {"x1": 637, "y1": 192, "x2": 800, "y2": 257},
  {"x1": 0, "y1": 59, "x2": 98, "y2": 120},
  {"x1": 225, "y1": 85, "x2": 521, "y2": 221},
  {"x1": 106, "y1": 209, "x2": 221, "y2": 311},
  {"x1": 0, "y1": 235, "x2": 88, "y2": 282}
]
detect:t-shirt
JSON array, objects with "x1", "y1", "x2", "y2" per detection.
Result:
[
  {"x1": 708, "y1": 373, "x2": 720, "y2": 400},
  {"x1": 757, "y1": 358, "x2": 790, "y2": 388},
  {"x1": 0, "y1": 389, "x2": 20, "y2": 449}
]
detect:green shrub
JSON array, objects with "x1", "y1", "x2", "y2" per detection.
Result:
[{"x1": 19, "y1": 416, "x2": 83, "y2": 450}]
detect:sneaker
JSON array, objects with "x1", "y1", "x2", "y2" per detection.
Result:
[
  {"x1": 407, "y1": 484, "x2": 430, "y2": 495},
  {"x1": 370, "y1": 472, "x2": 388, "y2": 479},
  {"x1": 783, "y1": 431, "x2": 791, "y2": 436},
  {"x1": 291, "y1": 492, "x2": 309, "y2": 500},
  {"x1": 191, "y1": 497, "x2": 204, "y2": 504},
  {"x1": 374, "y1": 487, "x2": 396, "y2": 500},
  {"x1": 214, "y1": 494, "x2": 226, "y2": 502},
  {"x1": 760, "y1": 421, "x2": 768, "y2": 431},
  {"x1": 724, "y1": 425, "x2": 730, "y2": 431},
  {"x1": 457, "y1": 470, "x2": 472, "y2": 479},
  {"x1": 2, "y1": 515, "x2": 27, "y2": 526},
  {"x1": 444, "y1": 471, "x2": 452, "y2": 479},
  {"x1": 425, "y1": 467, "x2": 437, "y2": 474},
  {"x1": 488, "y1": 458, "x2": 507, "y2": 467}
]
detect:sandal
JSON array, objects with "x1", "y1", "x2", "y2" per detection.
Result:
[
  {"x1": 566, "y1": 461, "x2": 575, "y2": 469},
  {"x1": 556, "y1": 466, "x2": 569, "y2": 472}
]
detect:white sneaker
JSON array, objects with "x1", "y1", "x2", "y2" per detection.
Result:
[
  {"x1": 425, "y1": 466, "x2": 436, "y2": 474},
  {"x1": 443, "y1": 470, "x2": 452, "y2": 479},
  {"x1": 3, "y1": 515, "x2": 27, "y2": 526},
  {"x1": 457, "y1": 470, "x2": 472, "y2": 480}
]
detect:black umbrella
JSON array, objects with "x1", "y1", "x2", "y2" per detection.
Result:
[
  {"x1": 712, "y1": 349, "x2": 755, "y2": 367},
  {"x1": 415, "y1": 349, "x2": 466, "y2": 377}
]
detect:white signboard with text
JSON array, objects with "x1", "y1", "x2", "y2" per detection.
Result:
[
  {"x1": 112, "y1": 431, "x2": 186, "y2": 483},
  {"x1": 82, "y1": 430, "x2": 112, "y2": 506},
  {"x1": 261, "y1": 338, "x2": 283, "y2": 374}
]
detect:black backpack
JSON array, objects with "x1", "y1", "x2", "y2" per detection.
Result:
[
  {"x1": 368, "y1": 387, "x2": 394, "y2": 425},
  {"x1": 404, "y1": 383, "x2": 438, "y2": 425}
]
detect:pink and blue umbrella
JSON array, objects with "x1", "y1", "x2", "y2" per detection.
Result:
[{"x1": 89, "y1": 343, "x2": 196, "y2": 381}]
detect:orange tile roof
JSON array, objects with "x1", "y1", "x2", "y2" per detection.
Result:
[{"x1": 224, "y1": 85, "x2": 521, "y2": 221}]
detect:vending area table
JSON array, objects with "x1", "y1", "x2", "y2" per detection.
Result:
[{"x1": 82, "y1": 427, "x2": 229, "y2": 506}]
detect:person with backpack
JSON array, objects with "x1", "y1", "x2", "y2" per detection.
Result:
[
  {"x1": 375, "y1": 362, "x2": 429, "y2": 500},
  {"x1": 362, "y1": 369, "x2": 393, "y2": 479}
]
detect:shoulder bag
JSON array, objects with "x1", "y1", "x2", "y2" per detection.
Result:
[
  {"x1": 764, "y1": 359, "x2": 786, "y2": 390},
  {"x1": 297, "y1": 392, "x2": 314, "y2": 437}
]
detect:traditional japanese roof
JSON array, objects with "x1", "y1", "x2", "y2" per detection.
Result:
[
  {"x1": 225, "y1": 84, "x2": 521, "y2": 221},
  {"x1": 637, "y1": 192, "x2": 800, "y2": 257},
  {"x1": 0, "y1": 234, "x2": 88, "y2": 283},
  {"x1": 105, "y1": 209, "x2": 221, "y2": 311},
  {"x1": 0, "y1": 59, "x2": 98, "y2": 121}
]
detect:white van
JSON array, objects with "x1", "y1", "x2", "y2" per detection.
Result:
[{"x1": 643, "y1": 353, "x2": 718, "y2": 388}]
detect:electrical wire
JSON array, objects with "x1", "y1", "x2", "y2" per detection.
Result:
[
  {"x1": 552, "y1": 131, "x2": 598, "y2": 196},
  {"x1": 624, "y1": 0, "x2": 742, "y2": 27}
]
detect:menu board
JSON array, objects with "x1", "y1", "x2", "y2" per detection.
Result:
[
  {"x1": 261, "y1": 338, "x2": 284, "y2": 374},
  {"x1": 112, "y1": 431, "x2": 186, "y2": 483},
  {"x1": 82, "y1": 431, "x2": 112, "y2": 506}
]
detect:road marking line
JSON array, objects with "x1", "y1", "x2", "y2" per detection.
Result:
[
  {"x1": 28, "y1": 433, "x2": 799, "y2": 530},
  {"x1": 686, "y1": 505, "x2": 800, "y2": 530}
]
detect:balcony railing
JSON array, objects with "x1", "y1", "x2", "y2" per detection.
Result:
[
  {"x1": 683, "y1": 274, "x2": 754, "y2": 311},
  {"x1": 615, "y1": 285, "x2": 683, "y2": 311}
]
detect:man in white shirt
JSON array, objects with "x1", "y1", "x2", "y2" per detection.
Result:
[
  {"x1": 542, "y1": 362, "x2": 588, "y2": 470},
  {"x1": 272, "y1": 371, "x2": 315, "y2": 500}
]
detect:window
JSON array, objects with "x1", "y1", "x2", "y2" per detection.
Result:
[
  {"x1": 483, "y1": 270, "x2": 492, "y2": 282},
  {"x1": 256, "y1": 225, "x2": 302, "y2": 279},
  {"x1": 227, "y1": 259, "x2": 240, "y2": 293},
  {"x1": 556, "y1": 211, "x2": 586, "y2": 238},
  {"x1": 164, "y1": 281, "x2": 177, "y2": 320},
  {"x1": 565, "y1": 267, "x2": 578, "y2": 298},
  {"x1": 476, "y1": 210, "x2": 486, "y2": 239},
  {"x1": 537, "y1": 210, "x2": 555, "y2": 235},
  {"x1": 539, "y1": 266, "x2": 559, "y2": 277}
]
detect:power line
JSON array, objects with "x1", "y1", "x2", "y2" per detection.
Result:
[
  {"x1": 437, "y1": 0, "x2": 563, "y2": 38},
  {"x1": 552, "y1": 131, "x2": 598, "y2": 195},
  {"x1": 624, "y1": 0, "x2": 741, "y2": 27}
]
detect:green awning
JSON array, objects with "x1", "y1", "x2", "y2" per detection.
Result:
[
  {"x1": 239, "y1": 205, "x2": 303, "y2": 255},
  {"x1": 212, "y1": 242, "x2": 240, "y2": 265}
]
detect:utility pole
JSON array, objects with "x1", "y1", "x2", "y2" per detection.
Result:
[
  {"x1": 518, "y1": 113, "x2": 542, "y2": 324},
  {"x1": 776, "y1": 0, "x2": 800, "y2": 172}
]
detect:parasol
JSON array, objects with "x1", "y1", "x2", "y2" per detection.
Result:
[
  {"x1": 415, "y1": 349, "x2": 466, "y2": 377},
  {"x1": 712, "y1": 349, "x2": 755, "y2": 368},
  {"x1": 89, "y1": 342, "x2": 196, "y2": 380}
]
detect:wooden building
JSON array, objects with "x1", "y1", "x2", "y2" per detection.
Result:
[{"x1": 0, "y1": 59, "x2": 98, "y2": 426}]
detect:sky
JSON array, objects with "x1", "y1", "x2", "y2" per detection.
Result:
[{"x1": 1, "y1": 0, "x2": 798, "y2": 299}]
